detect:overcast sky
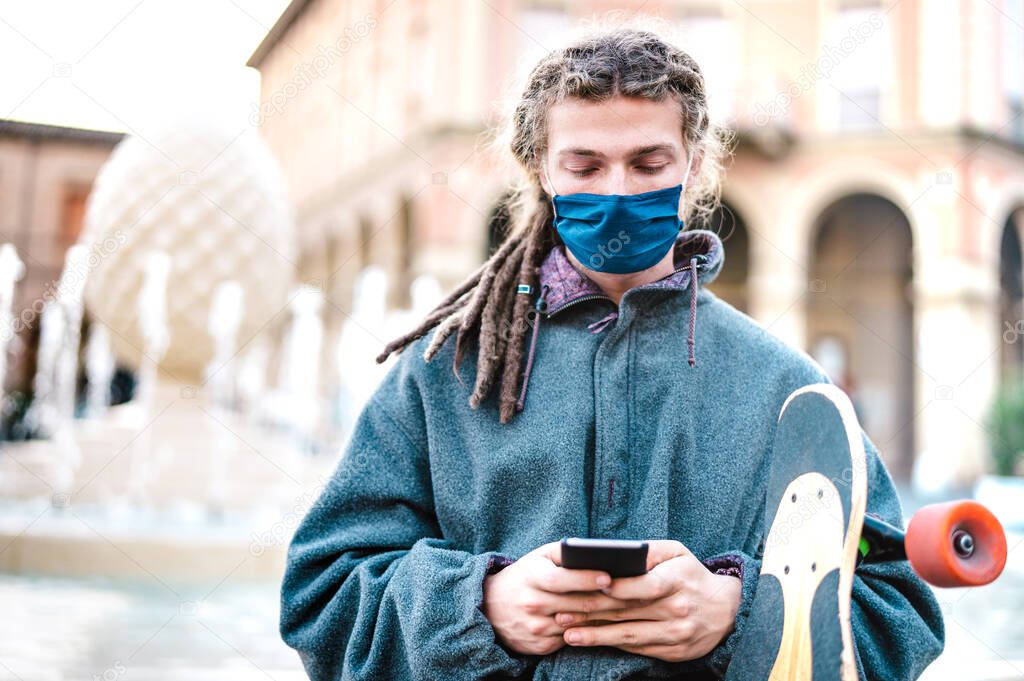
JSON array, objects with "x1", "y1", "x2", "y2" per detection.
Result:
[{"x1": 0, "y1": 0, "x2": 290, "y2": 135}]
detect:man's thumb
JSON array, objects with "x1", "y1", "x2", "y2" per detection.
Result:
[{"x1": 645, "y1": 539, "x2": 690, "y2": 570}]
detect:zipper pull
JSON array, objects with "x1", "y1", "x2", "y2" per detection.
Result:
[{"x1": 535, "y1": 284, "x2": 550, "y2": 314}]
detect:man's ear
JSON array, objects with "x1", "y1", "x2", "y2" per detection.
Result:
[
  {"x1": 687, "y1": 149, "x2": 704, "y2": 186},
  {"x1": 534, "y1": 154, "x2": 552, "y2": 196}
]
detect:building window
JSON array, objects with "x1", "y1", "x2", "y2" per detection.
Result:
[
  {"x1": 406, "y1": 8, "x2": 432, "y2": 121},
  {"x1": 60, "y1": 184, "x2": 91, "y2": 249},
  {"x1": 829, "y1": 1, "x2": 890, "y2": 131},
  {"x1": 678, "y1": 12, "x2": 738, "y2": 125},
  {"x1": 517, "y1": 5, "x2": 570, "y2": 64},
  {"x1": 1003, "y1": 0, "x2": 1024, "y2": 142},
  {"x1": 839, "y1": 89, "x2": 882, "y2": 129}
]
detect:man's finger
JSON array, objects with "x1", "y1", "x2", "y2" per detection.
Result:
[
  {"x1": 530, "y1": 589, "x2": 635, "y2": 616},
  {"x1": 529, "y1": 564, "x2": 612, "y2": 593},
  {"x1": 555, "y1": 602, "x2": 660, "y2": 625},
  {"x1": 539, "y1": 541, "x2": 564, "y2": 567},
  {"x1": 602, "y1": 560, "x2": 679, "y2": 601},
  {"x1": 563, "y1": 619, "x2": 677, "y2": 648}
]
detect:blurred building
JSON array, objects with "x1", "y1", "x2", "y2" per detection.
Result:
[
  {"x1": 247, "y1": 0, "x2": 1024, "y2": 487},
  {"x1": 0, "y1": 119, "x2": 123, "y2": 390}
]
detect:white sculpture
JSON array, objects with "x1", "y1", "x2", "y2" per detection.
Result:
[{"x1": 79, "y1": 120, "x2": 295, "y2": 381}]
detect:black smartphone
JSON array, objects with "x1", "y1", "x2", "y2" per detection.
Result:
[{"x1": 560, "y1": 537, "x2": 649, "y2": 578}]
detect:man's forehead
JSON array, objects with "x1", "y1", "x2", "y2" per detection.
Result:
[
  {"x1": 553, "y1": 142, "x2": 680, "y2": 158},
  {"x1": 546, "y1": 95, "x2": 681, "y2": 146}
]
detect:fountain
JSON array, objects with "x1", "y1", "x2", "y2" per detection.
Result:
[
  {"x1": 335, "y1": 266, "x2": 391, "y2": 436},
  {"x1": 83, "y1": 322, "x2": 114, "y2": 420},
  {"x1": 48, "y1": 245, "x2": 93, "y2": 505},
  {"x1": 0, "y1": 120, "x2": 333, "y2": 581},
  {"x1": 24, "y1": 302, "x2": 62, "y2": 438},
  {"x1": 236, "y1": 337, "x2": 270, "y2": 424},
  {"x1": 0, "y1": 244, "x2": 25, "y2": 411},
  {"x1": 332, "y1": 268, "x2": 444, "y2": 441},
  {"x1": 204, "y1": 280, "x2": 244, "y2": 412},
  {"x1": 410, "y1": 273, "x2": 444, "y2": 317},
  {"x1": 134, "y1": 251, "x2": 172, "y2": 418},
  {"x1": 276, "y1": 285, "x2": 325, "y2": 453}
]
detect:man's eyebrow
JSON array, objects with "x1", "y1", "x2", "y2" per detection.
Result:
[{"x1": 557, "y1": 144, "x2": 678, "y2": 158}]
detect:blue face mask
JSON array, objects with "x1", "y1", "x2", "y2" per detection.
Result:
[{"x1": 544, "y1": 154, "x2": 693, "y2": 274}]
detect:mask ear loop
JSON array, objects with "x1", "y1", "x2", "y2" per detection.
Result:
[
  {"x1": 541, "y1": 158, "x2": 558, "y2": 221},
  {"x1": 679, "y1": 150, "x2": 695, "y2": 222}
]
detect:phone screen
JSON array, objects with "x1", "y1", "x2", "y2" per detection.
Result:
[{"x1": 560, "y1": 537, "x2": 649, "y2": 578}]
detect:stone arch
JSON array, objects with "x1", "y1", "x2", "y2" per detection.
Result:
[
  {"x1": 805, "y1": 192, "x2": 916, "y2": 480},
  {"x1": 786, "y1": 160, "x2": 924, "y2": 279},
  {"x1": 998, "y1": 203, "x2": 1024, "y2": 381}
]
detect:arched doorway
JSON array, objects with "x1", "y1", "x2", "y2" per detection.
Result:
[
  {"x1": 806, "y1": 193, "x2": 915, "y2": 480},
  {"x1": 692, "y1": 201, "x2": 749, "y2": 313},
  {"x1": 999, "y1": 207, "x2": 1024, "y2": 383}
]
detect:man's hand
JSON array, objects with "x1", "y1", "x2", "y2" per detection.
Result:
[
  {"x1": 481, "y1": 541, "x2": 658, "y2": 656},
  {"x1": 555, "y1": 540, "x2": 741, "y2": 662}
]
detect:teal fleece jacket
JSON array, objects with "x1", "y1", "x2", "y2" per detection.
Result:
[{"x1": 279, "y1": 229, "x2": 944, "y2": 680}]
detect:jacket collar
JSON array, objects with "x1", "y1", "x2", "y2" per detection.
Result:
[
  {"x1": 537, "y1": 228, "x2": 725, "y2": 316},
  {"x1": 514, "y1": 228, "x2": 725, "y2": 414}
]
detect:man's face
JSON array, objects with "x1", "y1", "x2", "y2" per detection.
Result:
[{"x1": 539, "y1": 94, "x2": 699, "y2": 218}]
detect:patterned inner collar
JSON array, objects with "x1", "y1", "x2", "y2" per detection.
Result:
[{"x1": 537, "y1": 230, "x2": 718, "y2": 314}]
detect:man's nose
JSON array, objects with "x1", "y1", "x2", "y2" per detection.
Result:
[{"x1": 602, "y1": 166, "x2": 630, "y2": 195}]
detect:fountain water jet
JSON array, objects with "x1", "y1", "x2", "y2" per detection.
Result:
[{"x1": 0, "y1": 244, "x2": 25, "y2": 412}]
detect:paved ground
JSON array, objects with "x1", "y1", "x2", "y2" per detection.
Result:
[
  {"x1": 918, "y1": 535, "x2": 1024, "y2": 681},
  {"x1": 0, "y1": 573, "x2": 304, "y2": 681},
  {"x1": 1, "y1": 533, "x2": 1021, "y2": 681},
  {"x1": 0, "y1": 482, "x2": 1020, "y2": 680}
]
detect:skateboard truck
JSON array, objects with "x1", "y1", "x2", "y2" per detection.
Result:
[{"x1": 856, "y1": 501, "x2": 1006, "y2": 588}]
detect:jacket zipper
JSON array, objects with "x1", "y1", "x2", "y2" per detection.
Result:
[
  {"x1": 543, "y1": 294, "x2": 614, "y2": 319},
  {"x1": 542, "y1": 255, "x2": 709, "y2": 319}
]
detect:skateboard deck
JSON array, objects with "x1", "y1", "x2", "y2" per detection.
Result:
[
  {"x1": 725, "y1": 383, "x2": 1008, "y2": 681},
  {"x1": 725, "y1": 383, "x2": 866, "y2": 681}
]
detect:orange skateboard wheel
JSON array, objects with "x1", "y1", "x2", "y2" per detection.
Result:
[{"x1": 905, "y1": 501, "x2": 1007, "y2": 587}]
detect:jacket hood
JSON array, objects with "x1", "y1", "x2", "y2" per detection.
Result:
[{"x1": 675, "y1": 228, "x2": 725, "y2": 287}]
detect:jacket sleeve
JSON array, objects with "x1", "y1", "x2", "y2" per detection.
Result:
[
  {"x1": 847, "y1": 430, "x2": 945, "y2": 679},
  {"x1": 278, "y1": 358, "x2": 534, "y2": 680},
  {"x1": 699, "y1": 429, "x2": 944, "y2": 679}
]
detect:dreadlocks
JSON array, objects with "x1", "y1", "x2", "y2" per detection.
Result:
[{"x1": 375, "y1": 21, "x2": 730, "y2": 424}]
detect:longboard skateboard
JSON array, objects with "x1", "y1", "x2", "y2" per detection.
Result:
[{"x1": 725, "y1": 384, "x2": 1007, "y2": 681}]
